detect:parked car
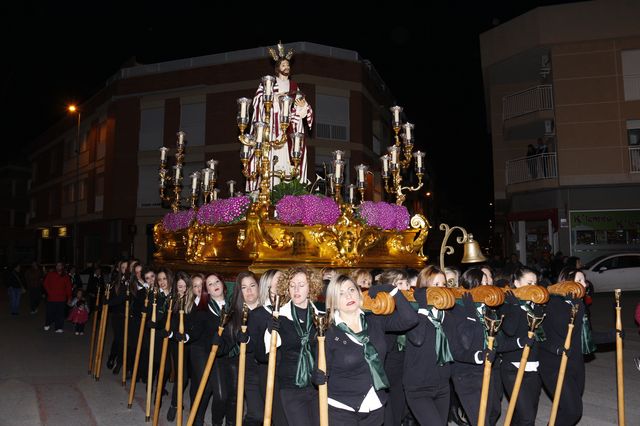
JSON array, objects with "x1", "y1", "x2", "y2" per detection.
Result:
[{"x1": 583, "y1": 253, "x2": 640, "y2": 292}]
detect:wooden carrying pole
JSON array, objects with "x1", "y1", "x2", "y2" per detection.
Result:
[
  {"x1": 187, "y1": 309, "x2": 229, "y2": 426},
  {"x1": 235, "y1": 304, "x2": 249, "y2": 426},
  {"x1": 477, "y1": 315, "x2": 503, "y2": 426},
  {"x1": 145, "y1": 291, "x2": 158, "y2": 422},
  {"x1": 503, "y1": 312, "x2": 545, "y2": 426},
  {"x1": 122, "y1": 286, "x2": 130, "y2": 386},
  {"x1": 153, "y1": 298, "x2": 174, "y2": 426},
  {"x1": 549, "y1": 304, "x2": 579, "y2": 426},
  {"x1": 88, "y1": 285, "x2": 101, "y2": 374},
  {"x1": 128, "y1": 292, "x2": 149, "y2": 408},
  {"x1": 177, "y1": 299, "x2": 185, "y2": 426},
  {"x1": 263, "y1": 296, "x2": 281, "y2": 426},
  {"x1": 94, "y1": 284, "x2": 111, "y2": 380},
  {"x1": 615, "y1": 289, "x2": 625, "y2": 426}
]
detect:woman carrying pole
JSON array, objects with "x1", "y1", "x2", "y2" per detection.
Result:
[
  {"x1": 248, "y1": 269, "x2": 286, "y2": 426},
  {"x1": 187, "y1": 272, "x2": 228, "y2": 426},
  {"x1": 166, "y1": 272, "x2": 201, "y2": 422},
  {"x1": 263, "y1": 266, "x2": 324, "y2": 426},
  {"x1": 447, "y1": 268, "x2": 503, "y2": 426},
  {"x1": 403, "y1": 266, "x2": 454, "y2": 426},
  {"x1": 538, "y1": 267, "x2": 622, "y2": 426},
  {"x1": 499, "y1": 267, "x2": 545, "y2": 426},
  {"x1": 314, "y1": 274, "x2": 417, "y2": 425}
]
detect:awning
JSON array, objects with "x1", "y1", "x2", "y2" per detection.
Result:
[{"x1": 506, "y1": 208, "x2": 558, "y2": 231}]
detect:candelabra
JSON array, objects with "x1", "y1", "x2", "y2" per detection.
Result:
[
  {"x1": 382, "y1": 106, "x2": 425, "y2": 205},
  {"x1": 326, "y1": 150, "x2": 370, "y2": 205},
  {"x1": 236, "y1": 77, "x2": 303, "y2": 209},
  {"x1": 158, "y1": 132, "x2": 221, "y2": 211}
]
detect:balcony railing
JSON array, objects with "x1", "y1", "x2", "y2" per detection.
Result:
[
  {"x1": 502, "y1": 85, "x2": 554, "y2": 120},
  {"x1": 631, "y1": 146, "x2": 640, "y2": 173},
  {"x1": 506, "y1": 153, "x2": 558, "y2": 185}
]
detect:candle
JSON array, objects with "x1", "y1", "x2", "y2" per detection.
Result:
[
  {"x1": 403, "y1": 122, "x2": 414, "y2": 141},
  {"x1": 190, "y1": 172, "x2": 199, "y2": 193},
  {"x1": 237, "y1": 97, "x2": 251, "y2": 119},
  {"x1": 334, "y1": 160, "x2": 344, "y2": 182},
  {"x1": 348, "y1": 184, "x2": 356, "y2": 204},
  {"x1": 159, "y1": 147, "x2": 168, "y2": 162},
  {"x1": 254, "y1": 122, "x2": 266, "y2": 144},
  {"x1": 280, "y1": 95, "x2": 292, "y2": 117},
  {"x1": 381, "y1": 155, "x2": 389, "y2": 175},
  {"x1": 212, "y1": 189, "x2": 220, "y2": 200},
  {"x1": 202, "y1": 168, "x2": 211, "y2": 190},
  {"x1": 389, "y1": 146, "x2": 399, "y2": 165},
  {"x1": 241, "y1": 143, "x2": 251, "y2": 159},
  {"x1": 390, "y1": 106, "x2": 402, "y2": 124},
  {"x1": 227, "y1": 180, "x2": 236, "y2": 196},
  {"x1": 207, "y1": 159, "x2": 218, "y2": 172},
  {"x1": 177, "y1": 131, "x2": 185, "y2": 148},
  {"x1": 357, "y1": 165, "x2": 365, "y2": 183},
  {"x1": 262, "y1": 76, "x2": 275, "y2": 97},
  {"x1": 414, "y1": 151, "x2": 424, "y2": 168},
  {"x1": 174, "y1": 165, "x2": 182, "y2": 181}
]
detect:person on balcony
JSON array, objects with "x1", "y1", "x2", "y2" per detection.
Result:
[
  {"x1": 536, "y1": 138, "x2": 549, "y2": 177},
  {"x1": 526, "y1": 144, "x2": 537, "y2": 179}
]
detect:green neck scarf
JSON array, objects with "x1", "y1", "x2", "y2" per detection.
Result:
[
  {"x1": 336, "y1": 313, "x2": 390, "y2": 391},
  {"x1": 581, "y1": 313, "x2": 596, "y2": 355},
  {"x1": 208, "y1": 298, "x2": 222, "y2": 316},
  {"x1": 425, "y1": 307, "x2": 454, "y2": 365},
  {"x1": 520, "y1": 302, "x2": 546, "y2": 342},
  {"x1": 291, "y1": 303, "x2": 315, "y2": 388},
  {"x1": 396, "y1": 335, "x2": 407, "y2": 352}
]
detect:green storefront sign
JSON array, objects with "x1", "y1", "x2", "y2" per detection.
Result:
[{"x1": 570, "y1": 210, "x2": 640, "y2": 231}]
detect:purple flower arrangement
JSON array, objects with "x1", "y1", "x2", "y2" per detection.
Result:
[
  {"x1": 196, "y1": 195, "x2": 251, "y2": 225},
  {"x1": 276, "y1": 195, "x2": 341, "y2": 226},
  {"x1": 162, "y1": 209, "x2": 196, "y2": 232},
  {"x1": 357, "y1": 201, "x2": 410, "y2": 231}
]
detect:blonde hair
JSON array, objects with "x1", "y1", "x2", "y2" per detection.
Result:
[
  {"x1": 325, "y1": 275, "x2": 362, "y2": 322},
  {"x1": 350, "y1": 269, "x2": 372, "y2": 284},
  {"x1": 444, "y1": 267, "x2": 460, "y2": 288},
  {"x1": 417, "y1": 265, "x2": 445, "y2": 288},
  {"x1": 277, "y1": 266, "x2": 324, "y2": 304}
]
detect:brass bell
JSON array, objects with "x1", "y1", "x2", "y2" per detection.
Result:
[{"x1": 461, "y1": 233, "x2": 487, "y2": 264}]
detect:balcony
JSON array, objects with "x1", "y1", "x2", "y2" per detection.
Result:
[
  {"x1": 506, "y1": 153, "x2": 558, "y2": 185},
  {"x1": 502, "y1": 85, "x2": 554, "y2": 121},
  {"x1": 630, "y1": 146, "x2": 640, "y2": 173}
]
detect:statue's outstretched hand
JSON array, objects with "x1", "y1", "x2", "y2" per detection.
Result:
[{"x1": 295, "y1": 98, "x2": 308, "y2": 117}]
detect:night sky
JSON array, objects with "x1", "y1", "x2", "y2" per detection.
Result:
[{"x1": 1, "y1": 1, "x2": 578, "y2": 253}]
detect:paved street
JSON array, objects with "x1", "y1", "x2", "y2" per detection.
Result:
[{"x1": 0, "y1": 291, "x2": 639, "y2": 425}]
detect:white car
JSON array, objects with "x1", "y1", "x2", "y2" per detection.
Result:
[{"x1": 583, "y1": 253, "x2": 640, "y2": 292}]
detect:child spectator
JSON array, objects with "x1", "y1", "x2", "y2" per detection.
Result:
[{"x1": 68, "y1": 288, "x2": 90, "y2": 335}]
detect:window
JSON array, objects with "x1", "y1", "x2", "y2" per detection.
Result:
[
  {"x1": 180, "y1": 99, "x2": 206, "y2": 147},
  {"x1": 78, "y1": 179, "x2": 86, "y2": 200},
  {"x1": 96, "y1": 122, "x2": 107, "y2": 160},
  {"x1": 139, "y1": 106, "x2": 165, "y2": 151},
  {"x1": 95, "y1": 175, "x2": 104, "y2": 212},
  {"x1": 315, "y1": 93, "x2": 349, "y2": 141},
  {"x1": 79, "y1": 132, "x2": 88, "y2": 153},
  {"x1": 66, "y1": 183, "x2": 75, "y2": 204},
  {"x1": 627, "y1": 120, "x2": 640, "y2": 145},
  {"x1": 597, "y1": 255, "x2": 640, "y2": 270},
  {"x1": 138, "y1": 165, "x2": 162, "y2": 208},
  {"x1": 622, "y1": 50, "x2": 640, "y2": 101}
]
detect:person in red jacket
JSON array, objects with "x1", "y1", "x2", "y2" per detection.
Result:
[{"x1": 43, "y1": 262, "x2": 72, "y2": 333}]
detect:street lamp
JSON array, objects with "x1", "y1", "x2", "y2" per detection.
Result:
[{"x1": 68, "y1": 105, "x2": 81, "y2": 267}]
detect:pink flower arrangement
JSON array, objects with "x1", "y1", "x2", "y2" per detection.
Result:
[
  {"x1": 357, "y1": 201, "x2": 410, "y2": 231},
  {"x1": 196, "y1": 195, "x2": 251, "y2": 225},
  {"x1": 162, "y1": 209, "x2": 196, "y2": 232},
  {"x1": 276, "y1": 195, "x2": 341, "y2": 226}
]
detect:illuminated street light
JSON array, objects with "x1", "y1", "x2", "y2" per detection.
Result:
[{"x1": 68, "y1": 104, "x2": 81, "y2": 267}]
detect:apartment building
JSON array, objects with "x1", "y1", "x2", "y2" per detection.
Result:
[
  {"x1": 480, "y1": 0, "x2": 640, "y2": 265},
  {"x1": 28, "y1": 42, "x2": 399, "y2": 266}
]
